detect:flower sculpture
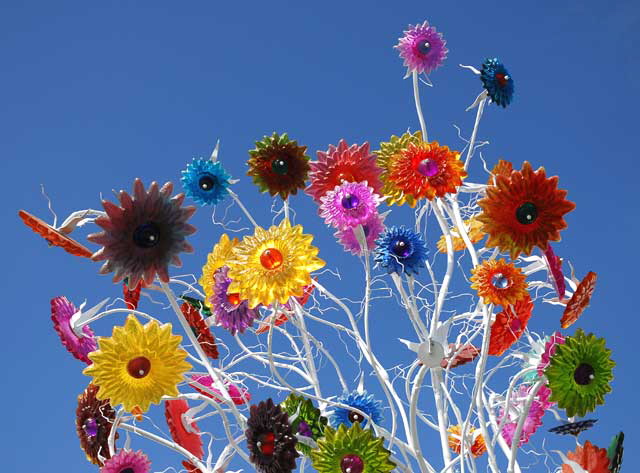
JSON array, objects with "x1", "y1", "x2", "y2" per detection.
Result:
[
  {"x1": 470, "y1": 259, "x2": 528, "y2": 306},
  {"x1": 330, "y1": 390, "x2": 384, "y2": 428},
  {"x1": 99, "y1": 449, "x2": 151, "y2": 473},
  {"x1": 165, "y1": 400, "x2": 204, "y2": 460},
  {"x1": 561, "y1": 440, "x2": 610, "y2": 473},
  {"x1": 447, "y1": 425, "x2": 486, "y2": 457},
  {"x1": 319, "y1": 181, "x2": 381, "y2": 229},
  {"x1": 395, "y1": 20, "x2": 448, "y2": 76},
  {"x1": 335, "y1": 213, "x2": 386, "y2": 255},
  {"x1": 182, "y1": 158, "x2": 231, "y2": 206},
  {"x1": 561, "y1": 271, "x2": 597, "y2": 329},
  {"x1": 180, "y1": 302, "x2": 219, "y2": 359},
  {"x1": 280, "y1": 393, "x2": 328, "y2": 456},
  {"x1": 210, "y1": 266, "x2": 262, "y2": 335},
  {"x1": 374, "y1": 226, "x2": 428, "y2": 275},
  {"x1": 18, "y1": 209, "x2": 94, "y2": 257},
  {"x1": 200, "y1": 233, "x2": 239, "y2": 303},
  {"x1": 76, "y1": 384, "x2": 118, "y2": 465},
  {"x1": 480, "y1": 58, "x2": 514, "y2": 107},
  {"x1": 437, "y1": 217, "x2": 485, "y2": 253},
  {"x1": 488, "y1": 295, "x2": 534, "y2": 356},
  {"x1": 51, "y1": 296, "x2": 98, "y2": 364}
]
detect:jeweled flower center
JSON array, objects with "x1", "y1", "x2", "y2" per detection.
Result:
[
  {"x1": 133, "y1": 222, "x2": 161, "y2": 249},
  {"x1": 348, "y1": 410, "x2": 364, "y2": 423},
  {"x1": 271, "y1": 158, "x2": 289, "y2": 175},
  {"x1": 510, "y1": 318, "x2": 521, "y2": 332},
  {"x1": 392, "y1": 238, "x2": 413, "y2": 258},
  {"x1": 515, "y1": 202, "x2": 538, "y2": 225},
  {"x1": 417, "y1": 158, "x2": 439, "y2": 177},
  {"x1": 341, "y1": 193, "x2": 360, "y2": 210},
  {"x1": 336, "y1": 171, "x2": 355, "y2": 182},
  {"x1": 298, "y1": 420, "x2": 313, "y2": 437},
  {"x1": 340, "y1": 454, "x2": 364, "y2": 473},
  {"x1": 120, "y1": 469, "x2": 135, "y2": 473},
  {"x1": 127, "y1": 356, "x2": 151, "y2": 379},
  {"x1": 495, "y1": 73, "x2": 510, "y2": 87},
  {"x1": 491, "y1": 273, "x2": 510, "y2": 289},
  {"x1": 198, "y1": 174, "x2": 217, "y2": 191},
  {"x1": 573, "y1": 362, "x2": 595, "y2": 385},
  {"x1": 227, "y1": 292, "x2": 241, "y2": 306},
  {"x1": 260, "y1": 248, "x2": 283, "y2": 270},
  {"x1": 417, "y1": 40, "x2": 431, "y2": 55},
  {"x1": 257, "y1": 431, "x2": 276, "y2": 455},
  {"x1": 83, "y1": 417, "x2": 98, "y2": 437}
]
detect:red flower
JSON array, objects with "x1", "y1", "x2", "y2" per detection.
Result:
[
  {"x1": 560, "y1": 271, "x2": 597, "y2": 329},
  {"x1": 19, "y1": 209, "x2": 93, "y2": 258},
  {"x1": 181, "y1": 302, "x2": 219, "y2": 359},
  {"x1": 165, "y1": 400, "x2": 204, "y2": 460},
  {"x1": 488, "y1": 296, "x2": 534, "y2": 356},
  {"x1": 562, "y1": 440, "x2": 610, "y2": 473}
]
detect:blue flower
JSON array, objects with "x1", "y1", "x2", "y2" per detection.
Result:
[
  {"x1": 181, "y1": 158, "x2": 231, "y2": 206},
  {"x1": 374, "y1": 226, "x2": 428, "y2": 275},
  {"x1": 480, "y1": 58, "x2": 514, "y2": 108},
  {"x1": 330, "y1": 390, "x2": 383, "y2": 428}
]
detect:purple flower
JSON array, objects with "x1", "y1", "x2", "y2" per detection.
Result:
[
  {"x1": 51, "y1": 296, "x2": 98, "y2": 364},
  {"x1": 334, "y1": 213, "x2": 386, "y2": 256},
  {"x1": 210, "y1": 266, "x2": 261, "y2": 335},
  {"x1": 319, "y1": 181, "x2": 381, "y2": 229},
  {"x1": 395, "y1": 21, "x2": 448, "y2": 76}
]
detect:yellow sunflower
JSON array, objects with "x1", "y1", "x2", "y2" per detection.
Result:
[
  {"x1": 83, "y1": 315, "x2": 191, "y2": 412},
  {"x1": 227, "y1": 219, "x2": 325, "y2": 308},
  {"x1": 437, "y1": 217, "x2": 486, "y2": 253},
  {"x1": 470, "y1": 259, "x2": 528, "y2": 306},
  {"x1": 375, "y1": 131, "x2": 423, "y2": 207},
  {"x1": 199, "y1": 234, "x2": 240, "y2": 304}
]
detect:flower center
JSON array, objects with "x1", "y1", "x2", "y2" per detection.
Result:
[
  {"x1": 515, "y1": 202, "x2": 538, "y2": 225},
  {"x1": 260, "y1": 248, "x2": 283, "y2": 270},
  {"x1": 271, "y1": 158, "x2": 289, "y2": 175},
  {"x1": 392, "y1": 238, "x2": 413, "y2": 258},
  {"x1": 510, "y1": 318, "x2": 521, "y2": 332},
  {"x1": 336, "y1": 171, "x2": 355, "y2": 182},
  {"x1": 362, "y1": 225, "x2": 370, "y2": 237},
  {"x1": 573, "y1": 362, "x2": 595, "y2": 385},
  {"x1": 132, "y1": 222, "x2": 161, "y2": 249},
  {"x1": 417, "y1": 40, "x2": 431, "y2": 55},
  {"x1": 297, "y1": 420, "x2": 313, "y2": 437},
  {"x1": 495, "y1": 73, "x2": 510, "y2": 87},
  {"x1": 340, "y1": 454, "x2": 364, "y2": 473},
  {"x1": 120, "y1": 469, "x2": 135, "y2": 473},
  {"x1": 227, "y1": 292, "x2": 241, "y2": 306},
  {"x1": 491, "y1": 273, "x2": 510, "y2": 289},
  {"x1": 417, "y1": 158, "x2": 439, "y2": 177},
  {"x1": 348, "y1": 410, "x2": 364, "y2": 424},
  {"x1": 257, "y1": 431, "x2": 276, "y2": 455},
  {"x1": 341, "y1": 193, "x2": 360, "y2": 210},
  {"x1": 198, "y1": 174, "x2": 217, "y2": 191},
  {"x1": 83, "y1": 417, "x2": 98, "y2": 438},
  {"x1": 127, "y1": 356, "x2": 151, "y2": 379}
]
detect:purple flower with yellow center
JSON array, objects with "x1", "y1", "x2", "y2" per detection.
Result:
[
  {"x1": 210, "y1": 266, "x2": 261, "y2": 335},
  {"x1": 334, "y1": 213, "x2": 386, "y2": 256},
  {"x1": 319, "y1": 181, "x2": 381, "y2": 230},
  {"x1": 395, "y1": 20, "x2": 448, "y2": 76}
]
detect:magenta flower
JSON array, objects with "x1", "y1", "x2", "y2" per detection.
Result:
[
  {"x1": 189, "y1": 375, "x2": 252, "y2": 405},
  {"x1": 209, "y1": 266, "x2": 261, "y2": 335},
  {"x1": 99, "y1": 449, "x2": 151, "y2": 473},
  {"x1": 319, "y1": 181, "x2": 381, "y2": 229},
  {"x1": 537, "y1": 332, "x2": 566, "y2": 377},
  {"x1": 498, "y1": 384, "x2": 552, "y2": 447},
  {"x1": 335, "y1": 212, "x2": 386, "y2": 255},
  {"x1": 51, "y1": 296, "x2": 97, "y2": 364},
  {"x1": 395, "y1": 21, "x2": 448, "y2": 76},
  {"x1": 543, "y1": 244, "x2": 566, "y2": 301}
]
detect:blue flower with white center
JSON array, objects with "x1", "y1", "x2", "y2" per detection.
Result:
[
  {"x1": 181, "y1": 158, "x2": 231, "y2": 206},
  {"x1": 330, "y1": 390, "x2": 384, "y2": 428},
  {"x1": 480, "y1": 58, "x2": 514, "y2": 108},
  {"x1": 374, "y1": 226, "x2": 428, "y2": 275}
]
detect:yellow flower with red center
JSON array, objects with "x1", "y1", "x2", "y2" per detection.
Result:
[
  {"x1": 447, "y1": 425, "x2": 487, "y2": 457},
  {"x1": 227, "y1": 219, "x2": 325, "y2": 308},
  {"x1": 477, "y1": 161, "x2": 576, "y2": 259},
  {"x1": 200, "y1": 234, "x2": 239, "y2": 304},
  {"x1": 83, "y1": 315, "x2": 191, "y2": 413},
  {"x1": 437, "y1": 217, "x2": 486, "y2": 253},
  {"x1": 470, "y1": 259, "x2": 528, "y2": 306}
]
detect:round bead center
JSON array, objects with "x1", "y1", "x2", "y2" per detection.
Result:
[
  {"x1": 198, "y1": 174, "x2": 217, "y2": 191},
  {"x1": 132, "y1": 222, "x2": 161, "y2": 249},
  {"x1": 127, "y1": 356, "x2": 151, "y2": 379},
  {"x1": 120, "y1": 469, "x2": 135, "y2": 473},
  {"x1": 491, "y1": 273, "x2": 510, "y2": 289},
  {"x1": 341, "y1": 193, "x2": 360, "y2": 210},
  {"x1": 271, "y1": 158, "x2": 289, "y2": 175},
  {"x1": 83, "y1": 417, "x2": 98, "y2": 438},
  {"x1": 515, "y1": 202, "x2": 538, "y2": 225},
  {"x1": 495, "y1": 73, "x2": 509, "y2": 87},
  {"x1": 348, "y1": 410, "x2": 364, "y2": 423},
  {"x1": 227, "y1": 292, "x2": 241, "y2": 306},
  {"x1": 392, "y1": 239, "x2": 413, "y2": 258},
  {"x1": 260, "y1": 248, "x2": 283, "y2": 270},
  {"x1": 257, "y1": 431, "x2": 276, "y2": 456},
  {"x1": 417, "y1": 158, "x2": 439, "y2": 177},
  {"x1": 417, "y1": 40, "x2": 431, "y2": 55},
  {"x1": 574, "y1": 363, "x2": 595, "y2": 385},
  {"x1": 340, "y1": 454, "x2": 364, "y2": 473},
  {"x1": 510, "y1": 318, "x2": 522, "y2": 332}
]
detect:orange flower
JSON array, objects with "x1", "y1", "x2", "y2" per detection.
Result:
[
  {"x1": 488, "y1": 295, "x2": 534, "y2": 356},
  {"x1": 470, "y1": 259, "x2": 528, "y2": 306},
  {"x1": 447, "y1": 425, "x2": 487, "y2": 457},
  {"x1": 560, "y1": 271, "x2": 597, "y2": 329},
  {"x1": 18, "y1": 210, "x2": 93, "y2": 258},
  {"x1": 437, "y1": 217, "x2": 486, "y2": 253},
  {"x1": 487, "y1": 159, "x2": 513, "y2": 185},
  {"x1": 477, "y1": 162, "x2": 576, "y2": 259},
  {"x1": 561, "y1": 440, "x2": 610, "y2": 473}
]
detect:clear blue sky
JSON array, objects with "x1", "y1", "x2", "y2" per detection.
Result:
[{"x1": 2, "y1": 1, "x2": 639, "y2": 472}]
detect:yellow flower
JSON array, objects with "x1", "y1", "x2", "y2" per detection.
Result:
[
  {"x1": 83, "y1": 315, "x2": 191, "y2": 412},
  {"x1": 437, "y1": 217, "x2": 486, "y2": 253},
  {"x1": 200, "y1": 234, "x2": 239, "y2": 304},
  {"x1": 375, "y1": 131, "x2": 423, "y2": 207},
  {"x1": 227, "y1": 219, "x2": 325, "y2": 308}
]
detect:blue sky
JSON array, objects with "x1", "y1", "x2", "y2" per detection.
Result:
[{"x1": 2, "y1": 1, "x2": 639, "y2": 472}]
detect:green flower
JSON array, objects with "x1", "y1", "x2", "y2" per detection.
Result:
[
  {"x1": 544, "y1": 329, "x2": 614, "y2": 417},
  {"x1": 310, "y1": 422, "x2": 395, "y2": 473},
  {"x1": 280, "y1": 393, "x2": 328, "y2": 456}
]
